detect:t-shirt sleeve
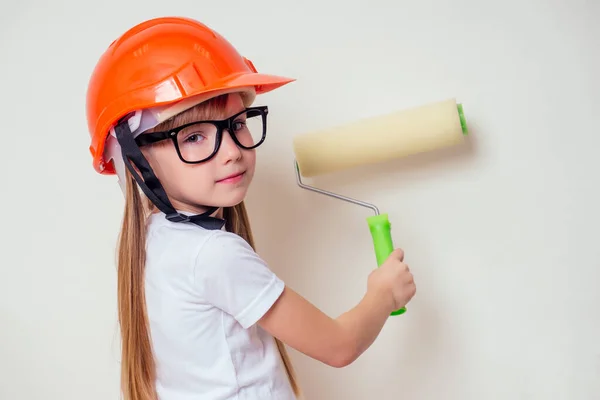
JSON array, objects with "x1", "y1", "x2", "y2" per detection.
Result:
[{"x1": 193, "y1": 230, "x2": 285, "y2": 328}]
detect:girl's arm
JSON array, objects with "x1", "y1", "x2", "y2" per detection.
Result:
[
  {"x1": 258, "y1": 248, "x2": 415, "y2": 368},
  {"x1": 259, "y1": 286, "x2": 389, "y2": 367}
]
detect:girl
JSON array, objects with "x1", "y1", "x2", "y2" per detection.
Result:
[{"x1": 86, "y1": 16, "x2": 416, "y2": 400}]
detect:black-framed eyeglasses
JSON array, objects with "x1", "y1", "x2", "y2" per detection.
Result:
[{"x1": 134, "y1": 106, "x2": 268, "y2": 164}]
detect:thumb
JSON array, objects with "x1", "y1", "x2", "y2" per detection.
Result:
[{"x1": 391, "y1": 248, "x2": 404, "y2": 261}]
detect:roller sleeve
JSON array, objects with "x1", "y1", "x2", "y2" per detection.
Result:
[{"x1": 293, "y1": 98, "x2": 468, "y2": 177}]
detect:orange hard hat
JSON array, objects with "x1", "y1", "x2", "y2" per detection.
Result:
[{"x1": 86, "y1": 16, "x2": 295, "y2": 175}]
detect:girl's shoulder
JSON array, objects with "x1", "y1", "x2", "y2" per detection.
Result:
[
  {"x1": 146, "y1": 212, "x2": 256, "y2": 266},
  {"x1": 146, "y1": 213, "x2": 284, "y2": 330},
  {"x1": 147, "y1": 212, "x2": 222, "y2": 240}
]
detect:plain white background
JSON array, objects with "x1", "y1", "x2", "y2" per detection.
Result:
[{"x1": 1, "y1": 0, "x2": 599, "y2": 399}]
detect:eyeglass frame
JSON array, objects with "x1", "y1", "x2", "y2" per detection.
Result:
[{"x1": 133, "y1": 105, "x2": 269, "y2": 164}]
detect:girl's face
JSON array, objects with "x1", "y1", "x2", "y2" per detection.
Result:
[{"x1": 141, "y1": 94, "x2": 256, "y2": 215}]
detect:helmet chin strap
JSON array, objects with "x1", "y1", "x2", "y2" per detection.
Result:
[{"x1": 114, "y1": 120, "x2": 226, "y2": 230}]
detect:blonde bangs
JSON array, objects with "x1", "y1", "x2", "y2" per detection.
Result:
[{"x1": 147, "y1": 94, "x2": 230, "y2": 133}]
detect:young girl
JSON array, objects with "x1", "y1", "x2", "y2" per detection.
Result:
[{"x1": 86, "y1": 16, "x2": 416, "y2": 400}]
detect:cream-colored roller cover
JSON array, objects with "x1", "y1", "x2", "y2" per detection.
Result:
[{"x1": 293, "y1": 98, "x2": 468, "y2": 177}]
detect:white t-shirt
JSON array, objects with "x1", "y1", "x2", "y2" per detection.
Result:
[{"x1": 143, "y1": 212, "x2": 296, "y2": 400}]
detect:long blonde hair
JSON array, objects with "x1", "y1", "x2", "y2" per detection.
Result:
[{"x1": 116, "y1": 94, "x2": 301, "y2": 400}]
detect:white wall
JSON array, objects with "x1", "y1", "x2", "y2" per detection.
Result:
[{"x1": 1, "y1": 0, "x2": 598, "y2": 399}]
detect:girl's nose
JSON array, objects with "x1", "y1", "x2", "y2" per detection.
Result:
[{"x1": 218, "y1": 130, "x2": 242, "y2": 163}]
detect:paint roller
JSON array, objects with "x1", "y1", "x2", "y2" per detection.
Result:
[{"x1": 292, "y1": 98, "x2": 469, "y2": 315}]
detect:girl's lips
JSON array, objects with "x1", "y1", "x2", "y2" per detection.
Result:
[{"x1": 217, "y1": 172, "x2": 244, "y2": 183}]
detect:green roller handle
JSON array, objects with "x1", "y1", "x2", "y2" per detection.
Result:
[{"x1": 366, "y1": 213, "x2": 407, "y2": 316}]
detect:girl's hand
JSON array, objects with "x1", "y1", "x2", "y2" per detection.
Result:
[{"x1": 367, "y1": 248, "x2": 416, "y2": 313}]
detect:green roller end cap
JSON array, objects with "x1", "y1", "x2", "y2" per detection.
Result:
[{"x1": 457, "y1": 103, "x2": 468, "y2": 135}]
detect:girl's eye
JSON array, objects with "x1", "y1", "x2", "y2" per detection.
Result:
[
  {"x1": 184, "y1": 133, "x2": 204, "y2": 143},
  {"x1": 232, "y1": 121, "x2": 246, "y2": 131}
]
